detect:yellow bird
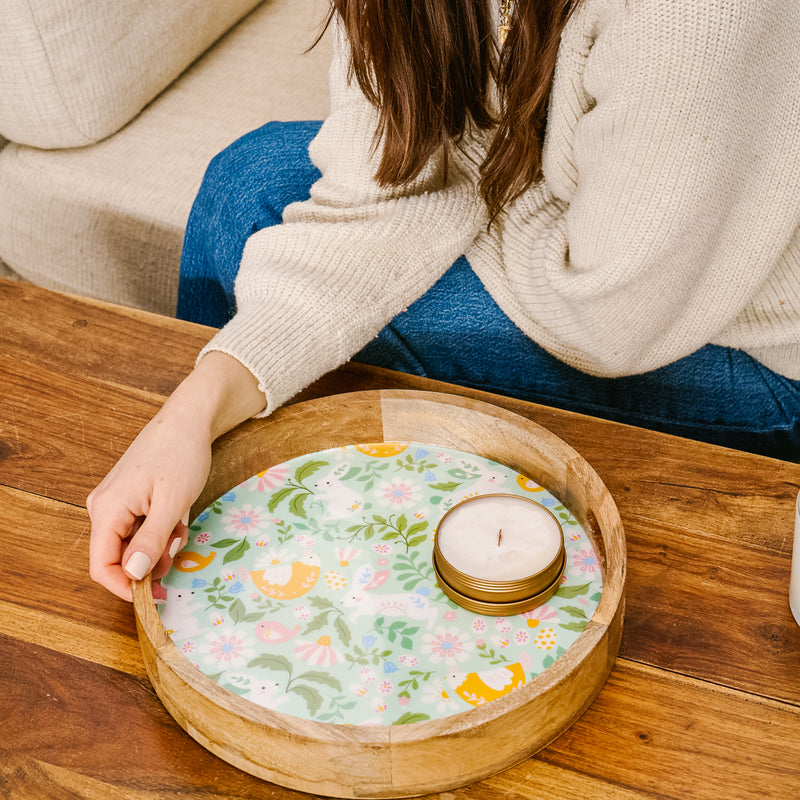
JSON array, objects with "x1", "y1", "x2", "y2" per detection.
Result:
[
  {"x1": 250, "y1": 554, "x2": 321, "y2": 600},
  {"x1": 173, "y1": 550, "x2": 216, "y2": 572},
  {"x1": 445, "y1": 663, "x2": 526, "y2": 707}
]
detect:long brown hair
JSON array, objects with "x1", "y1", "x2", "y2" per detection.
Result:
[{"x1": 325, "y1": 0, "x2": 578, "y2": 221}]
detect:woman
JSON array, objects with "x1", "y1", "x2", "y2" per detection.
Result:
[{"x1": 88, "y1": 0, "x2": 800, "y2": 600}]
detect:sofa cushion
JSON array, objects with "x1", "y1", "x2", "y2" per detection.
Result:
[
  {"x1": 0, "y1": 0, "x2": 331, "y2": 314},
  {"x1": 0, "y1": 0, "x2": 264, "y2": 148}
]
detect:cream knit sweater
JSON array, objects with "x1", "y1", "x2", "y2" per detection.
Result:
[{"x1": 203, "y1": 0, "x2": 800, "y2": 415}]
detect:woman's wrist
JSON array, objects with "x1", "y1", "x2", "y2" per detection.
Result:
[{"x1": 166, "y1": 350, "x2": 267, "y2": 441}]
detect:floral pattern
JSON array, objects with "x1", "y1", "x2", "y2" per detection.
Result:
[{"x1": 160, "y1": 443, "x2": 602, "y2": 726}]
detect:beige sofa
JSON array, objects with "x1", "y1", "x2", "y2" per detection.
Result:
[{"x1": 0, "y1": 0, "x2": 331, "y2": 316}]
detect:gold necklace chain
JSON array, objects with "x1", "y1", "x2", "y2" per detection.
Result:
[{"x1": 498, "y1": 0, "x2": 513, "y2": 47}]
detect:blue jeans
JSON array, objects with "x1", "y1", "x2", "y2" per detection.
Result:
[{"x1": 178, "y1": 121, "x2": 800, "y2": 461}]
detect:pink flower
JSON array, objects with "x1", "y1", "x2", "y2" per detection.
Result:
[
  {"x1": 421, "y1": 627, "x2": 473, "y2": 664},
  {"x1": 472, "y1": 619, "x2": 487, "y2": 633},
  {"x1": 378, "y1": 680, "x2": 393, "y2": 695},
  {"x1": 255, "y1": 465, "x2": 289, "y2": 492},
  {"x1": 377, "y1": 479, "x2": 419, "y2": 507},
  {"x1": 515, "y1": 630, "x2": 530, "y2": 645},
  {"x1": 194, "y1": 532, "x2": 209, "y2": 545},
  {"x1": 444, "y1": 610, "x2": 457, "y2": 621},
  {"x1": 201, "y1": 629, "x2": 253, "y2": 667},
  {"x1": 223, "y1": 504, "x2": 265, "y2": 535},
  {"x1": 573, "y1": 548, "x2": 599, "y2": 574},
  {"x1": 521, "y1": 604, "x2": 558, "y2": 629},
  {"x1": 294, "y1": 635, "x2": 342, "y2": 667}
]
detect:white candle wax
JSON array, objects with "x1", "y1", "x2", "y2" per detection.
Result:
[{"x1": 437, "y1": 495, "x2": 562, "y2": 582}]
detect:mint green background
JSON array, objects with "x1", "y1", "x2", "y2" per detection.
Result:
[{"x1": 159, "y1": 443, "x2": 602, "y2": 726}]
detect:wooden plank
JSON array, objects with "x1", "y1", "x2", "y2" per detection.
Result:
[
  {"x1": 2, "y1": 635, "x2": 797, "y2": 800},
  {"x1": 0, "y1": 279, "x2": 213, "y2": 397},
  {"x1": 0, "y1": 599, "x2": 145, "y2": 680},
  {"x1": 0, "y1": 486, "x2": 135, "y2": 641},
  {"x1": 622, "y1": 519, "x2": 800, "y2": 703},
  {"x1": 0, "y1": 354, "x2": 162, "y2": 503},
  {"x1": 537, "y1": 661, "x2": 800, "y2": 800}
]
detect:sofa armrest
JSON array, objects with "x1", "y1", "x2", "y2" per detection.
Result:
[{"x1": 0, "y1": 0, "x2": 265, "y2": 149}]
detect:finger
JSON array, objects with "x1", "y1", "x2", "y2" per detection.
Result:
[
  {"x1": 151, "y1": 513, "x2": 190, "y2": 581},
  {"x1": 124, "y1": 504, "x2": 188, "y2": 583},
  {"x1": 88, "y1": 503, "x2": 140, "y2": 602}
]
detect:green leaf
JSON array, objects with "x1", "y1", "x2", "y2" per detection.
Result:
[
  {"x1": 426, "y1": 481, "x2": 462, "y2": 492},
  {"x1": 400, "y1": 636, "x2": 414, "y2": 650},
  {"x1": 296, "y1": 459, "x2": 329, "y2": 483},
  {"x1": 290, "y1": 684, "x2": 323, "y2": 716},
  {"x1": 209, "y1": 537, "x2": 240, "y2": 549},
  {"x1": 396, "y1": 514, "x2": 407, "y2": 532},
  {"x1": 243, "y1": 612, "x2": 265, "y2": 624},
  {"x1": 289, "y1": 491, "x2": 308, "y2": 519},
  {"x1": 381, "y1": 531, "x2": 397, "y2": 541},
  {"x1": 222, "y1": 537, "x2": 250, "y2": 565},
  {"x1": 403, "y1": 578, "x2": 422, "y2": 591},
  {"x1": 334, "y1": 615, "x2": 352, "y2": 647},
  {"x1": 407, "y1": 535, "x2": 428, "y2": 548},
  {"x1": 542, "y1": 655, "x2": 554, "y2": 669},
  {"x1": 392, "y1": 712, "x2": 430, "y2": 726},
  {"x1": 268, "y1": 486, "x2": 296, "y2": 512},
  {"x1": 303, "y1": 613, "x2": 330, "y2": 636},
  {"x1": 406, "y1": 522, "x2": 428, "y2": 537},
  {"x1": 247, "y1": 654, "x2": 293, "y2": 673},
  {"x1": 298, "y1": 671, "x2": 342, "y2": 691},
  {"x1": 561, "y1": 605, "x2": 588, "y2": 619},
  {"x1": 559, "y1": 620, "x2": 589, "y2": 632},
  {"x1": 556, "y1": 582, "x2": 591, "y2": 599}
]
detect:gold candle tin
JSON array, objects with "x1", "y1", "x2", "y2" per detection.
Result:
[{"x1": 432, "y1": 494, "x2": 566, "y2": 616}]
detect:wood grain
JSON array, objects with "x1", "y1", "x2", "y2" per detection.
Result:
[
  {"x1": 4, "y1": 280, "x2": 800, "y2": 799},
  {"x1": 2, "y1": 636, "x2": 797, "y2": 800}
]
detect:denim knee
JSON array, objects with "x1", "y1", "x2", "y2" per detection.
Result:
[{"x1": 178, "y1": 121, "x2": 323, "y2": 325}]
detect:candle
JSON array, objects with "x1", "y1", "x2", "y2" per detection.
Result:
[
  {"x1": 436, "y1": 494, "x2": 563, "y2": 582},
  {"x1": 432, "y1": 494, "x2": 566, "y2": 615}
]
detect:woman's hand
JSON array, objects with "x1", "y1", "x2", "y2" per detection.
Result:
[{"x1": 87, "y1": 351, "x2": 266, "y2": 601}]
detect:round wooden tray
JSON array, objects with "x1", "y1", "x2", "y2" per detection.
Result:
[{"x1": 133, "y1": 390, "x2": 626, "y2": 799}]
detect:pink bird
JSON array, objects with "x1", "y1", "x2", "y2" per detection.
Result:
[{"x1": 255, "y1": 620, "x2": 301, "y2": 644}]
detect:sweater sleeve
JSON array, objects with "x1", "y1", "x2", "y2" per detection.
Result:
[
  {"x1": 199, "y1": 17, "x2": 487, "y2": 414},
  {"x1": 468, "y1": 0, "x2": 800, "y2": 377}
]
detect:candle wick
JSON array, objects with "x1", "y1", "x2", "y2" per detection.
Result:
[{"x1": 497, "y1": 528, "x2": 503, "y2": 546}]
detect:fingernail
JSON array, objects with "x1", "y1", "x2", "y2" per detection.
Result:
[
  {"x1": 168, "y1": 538, "x2": 182, "y2": 559},
  {"x1": 181, "y1": 511, "x2": 189, "y2": 527},
  {"x1": 126, "y1": 551, "x2": 152, "y2": 581}
]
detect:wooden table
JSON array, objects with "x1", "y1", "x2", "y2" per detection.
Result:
[{"x1": 1, "y1": 278, "x2": 799, "y2": 799}]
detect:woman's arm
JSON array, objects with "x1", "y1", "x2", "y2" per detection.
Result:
[
  {"x1": 87, "y1": 352, "x2": 265, "y2": 601},
  {"x1": 469, "y1": 0, "x2": 800, "y2": 377},
  {"x1": 198, "y1": 15, "x2": 490, "y2": 416}
]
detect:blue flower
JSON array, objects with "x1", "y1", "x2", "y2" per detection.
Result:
[
  {"x1": 424, "y1": 471, "x2": 437, "y2": 482},
  {"x1": 415, "y1": 586, "x2": 430, "y2": 596},
  {"x1": 415, "y1": 448, "x2": 429, "y2": 459},
  {"x1": 222, "y1": 490, "x2": 236, "y2": 502},
  {"x1": 383, "y1": 661, "x2": 399, "y2": 674},
  {"x1": 191, "y1": 578, "x2": 207, "y2": 588},
  {"x1": 197, "y1": 511, "x2": 210, "y2": 522},
  {"x1": 229, "y1": 581, "x2": 245, "y2": 594},
  {"x1": 541, "y1": 497, "x2": 557, "y2": 506},
  {"x1": 362, "y1": 634, "x2": 378, "y2": 648}
]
